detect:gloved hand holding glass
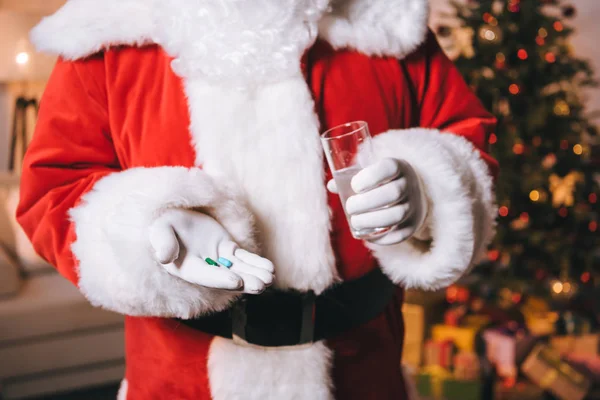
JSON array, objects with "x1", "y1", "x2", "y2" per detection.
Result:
[{"x1": 322, "y1": 121, "x2": 428, "y2": 246}]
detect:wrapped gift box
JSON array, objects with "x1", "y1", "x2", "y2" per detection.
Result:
[
  {"x1": 483, "y1": 326, "x2": 537, "y2": 379},
  {"x1": 494, "y1": 381, "x2": 544, "y2": 400},
  {"x1": 453, "y1": 351, "x2": 480, "y2": 381},
  {"x1": 424, "y1": 340, "x2": 456, "y2": 370},
  {"x1": 523, "y1": 311, "x2": 559, "y2": 336},
  {"x1": 551, "y1": 334, "x2": 599, "y2": 357},
  {"x1": 554, "y1": 311, "x2": 593, "y2": 336},
  {"x1": 431, "y1": 325, "x2": 477, "y2": 353},
  {"x1": 402, "y1": 303, "x2": 425, "y2": 370},
  {"x1": 416, "y1": 366, "x2": 481, "y2": 400},
  {"x1": 521, "y1": 344, "x2": 591, "y2": 400}
]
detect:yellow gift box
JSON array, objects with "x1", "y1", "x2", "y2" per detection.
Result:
[{"x1": 431, "y1": 325, "x2": 477, "y2": 353}]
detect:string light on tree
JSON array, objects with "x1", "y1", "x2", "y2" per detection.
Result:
[
  {"x1": 573, "y1": 144, "x2": 583, "y2": 155},
  {"x1": 495, "y1": 52, "x2": 507, "y2": 69},
  {"x1": 489, "y1": 133, "x2": 498, "y2": 144},
  {"x1": 499, "y1": 206, "x2": 509, "y2": 217},
  {"x1": 545, "y1": 52, "x2": 557, "y2": 63},
  {"x1": 483, "y1": 13, "x2": 498, "y2": 26},
  {"x1": 509, "y1": 84, "x2": 520, "y2": 95},
  {"x1": 554, "y1": 21, "x2": 564, "y2": 32},
  {"x1": 508, "y1": 0, "x2": 521, "y2": 13},
  {"x1": 517, "y1": 49, "x2": 528, "y2": 60},
  {"x1": 492, "y1": 0, "x2": 504, "y2": 15},
  {"x1": 581, "y1": 272, "x2": 591, "y2": 283},
  {"x1": 542, "y1": 153, "x2": 557, "y2": 169},
  {"x1": 479, "y1": 25, "x2": 502, "y2": 45},
  {"x1": 513, "y1": 142, "x2": 525, "y2": 154}
]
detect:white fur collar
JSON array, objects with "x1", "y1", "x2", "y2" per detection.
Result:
[{"x1": 31, "y1": 0, "x2": 429, "y2": 82}]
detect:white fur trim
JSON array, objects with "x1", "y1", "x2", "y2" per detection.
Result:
[
  {"x1": 69, "y1": 167, "x2": 257, "y2": 318},
  {"x1": 184, "y1": 76, "x2": 338, "y2": 294},
  {"x1": 153, "y1": 0, "x2": 328, "y2": 85},
  {"x1": 117, "y1": 379, "x2": 128, "y2": 400},
  {"x1": 30, "y1": 0, "x2": 153, "y2": 61},
  {"x1": 318, "y1": 0, "x2": 429, "y2": 57},
  {"x1": 31, "y1": 0, "x2": 429, "y2": 68},
  {"x1": 368, "y1": 129, "x2": 496, "y2": 290},
  {"x1": 208, "y1": 338, "x2": 333, "y2": 400}
]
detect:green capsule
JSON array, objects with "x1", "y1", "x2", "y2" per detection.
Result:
[{"x1": 205, "y1": 258, "x2": 219, "y2": 266}]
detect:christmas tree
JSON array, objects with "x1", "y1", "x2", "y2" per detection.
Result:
[{"x1": 436, "y1": 0, "x2": 599, "y2": 300}]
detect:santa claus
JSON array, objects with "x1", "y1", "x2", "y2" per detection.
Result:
[{"x1": 17, "y1": 0, "x2": 498, "y2": 399}]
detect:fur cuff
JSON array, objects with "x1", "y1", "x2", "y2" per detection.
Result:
[
  {"x1": 69, "y1": 167, "x2": 256, "y2": 318},
  {"x1": 368, "y1": 129, "x2": 496, "y2": 290}
]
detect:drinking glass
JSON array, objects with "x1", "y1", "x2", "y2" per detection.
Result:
[{"x1": 321, "y1": 121, "x2": 392, "y2": 241}]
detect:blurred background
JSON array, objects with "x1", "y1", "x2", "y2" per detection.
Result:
[{"x1": 0, "y1": 0, "x2": 598, "y2": 399}]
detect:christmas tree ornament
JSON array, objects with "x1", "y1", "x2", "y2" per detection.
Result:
[
  {"x1": 562, "y1": 5, "x2": 576, "y2": 18},
  {"x1": 436, "y1": 25, "x2": 452, "y2": 38},
  {"x1": 549, "y1": 171, "x2": 584, "y2": 207},
  {"x1": 553, "y1": 100, "x2": 570, "y2": 116},
  {"x1": 441, "y1": 26, "x2": 475, "y2": 60}
]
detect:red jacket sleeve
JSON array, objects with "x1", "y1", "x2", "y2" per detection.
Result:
[
  {"x1": 367, "y1": 32, "x2": 497, "y2": 290},
  {"x1": 17, "y1": 55, "x2": 119, "y2": 285},
  {"x1": 404, "y1": 30, "x2": 499, "y2": 178},
  {"x1": 17, "y1": 56, "x2": 253, "y2": 318}
]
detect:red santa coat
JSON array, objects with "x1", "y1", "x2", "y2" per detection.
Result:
[{"x1": 18, "y1": 1, "x2": 498, "y2": 399}]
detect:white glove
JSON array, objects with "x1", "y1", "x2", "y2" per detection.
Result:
[
  {"x1": 328, "y1": 158, "x2": 428, "y2": 246},
  {"x1": 149, "y1": 209, "x2": 275, "y2": 294}
]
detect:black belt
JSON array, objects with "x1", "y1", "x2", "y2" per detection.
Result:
[{"x1": 176, "y1": 267, "x2": 396, "y2": 347}]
